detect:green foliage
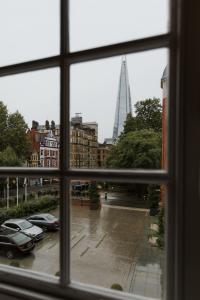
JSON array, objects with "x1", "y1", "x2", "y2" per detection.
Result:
[
  {"x1": 157, "y1": 207, "x2": 165, "y2": 249},
  {"x1": 110, "y1": 283, "x2": 123, "y2": 291},
  {"x1": 134, "y1": 98, "x2": 162, "y2": 132},
  {"x1": 147, "y1": 185, "x2": 160, "y2": 215},
  {"x1": 123, "y1": 113, "x2": 137, "y2": 135},
  {"x1": 0, "y1": 101, "x2": 8, "y2": 151},
  {"x1": 107, "y1": 129, "x2": 161, "y2": 169},
  {"x1": 0, "y1": 146, "x2": 21, "y2": 166},
  {"x1": 89, "y1": 181, "x2": 100, "y2": 210},
  {"x1": 123, "y1": 98, "x2": 162, "y2": 135},
  {"x1": 0, "y1": 102, "x2": 30, "y2": 162},
  {"x1": 0, "y1": 195, "x2": 58, "y2": 225},
  {"x1": 6, "y1": 111, "x2": 29, "y2": 158}
]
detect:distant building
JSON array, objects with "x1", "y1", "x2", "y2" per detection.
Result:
[
  {"x1": 113, "y1": 57, "x2": 132, "y2": 140},
  {"x1": 28, "y1": 116, "x2": 98, "y2": 169},
  {"x1": 27, "y1": 124, "x2": 59, "y2": 168},
  {"x1": 97, "y1": 143, "x2": 112, "y2": 168},
  {"x1": 70, "y1": 115, "x2": 98, "y2": 168},
  {"x1": 40, "y1": 131, "x2": 59, "y2": 168}
]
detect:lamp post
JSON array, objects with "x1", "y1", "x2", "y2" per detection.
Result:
[
  {"x1": 6, "y1": 177, "x2": 9, "y2": 210},
  {"x1": 16, "y1": 177, "x2": 19, "y2": 207}
]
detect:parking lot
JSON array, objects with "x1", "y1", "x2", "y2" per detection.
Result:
[{"x1": 0, "y1": 204, "x2": 164, "y2": 299}]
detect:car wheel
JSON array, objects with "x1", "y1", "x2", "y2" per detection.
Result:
[{"x1": 6, "y1": 250, "x2": 15, "y2": 259}]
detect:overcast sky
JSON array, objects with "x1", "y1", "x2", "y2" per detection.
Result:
[{"x1": 0, "y1": 0, "x2": 168, "y2": 142}]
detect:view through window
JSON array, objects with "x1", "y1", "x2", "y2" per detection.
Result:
[{"x1": 0, "y1": 1, "x2": 170, "y2": 300}]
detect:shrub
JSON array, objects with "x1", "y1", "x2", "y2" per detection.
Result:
[
  {"x1": 0, "y1": 195, "x2": 58, "y2": 224},
  {"x1": 110, "y1": 284, "x2": 123, "y2": 291},
  {"x1": 88, "y1": 181, "x2": 100, "y2": 210},
  {"x1": 157, "y1": 207, "x2": 165, "y2": 249},
  {"x1": 147, "y1": 185, "x2": 160, "y2": 216}
]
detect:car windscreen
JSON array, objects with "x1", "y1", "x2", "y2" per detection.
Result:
[
  {"x1": 46, "y1": 215, "x2": 56, "y2": 221},
  {"x1": 19, "y1": 221, "x2": 33, "y2": 230},
  {"x1": 11, "y1": 233, "x2": 31, "y2": 245}
]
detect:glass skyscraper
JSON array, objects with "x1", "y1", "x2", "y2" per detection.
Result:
[{"x1": 113, "y1": 57, "x2": 132, "y2": 140}]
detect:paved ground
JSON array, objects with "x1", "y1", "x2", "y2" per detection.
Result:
[{"x1": 0, "y1": 203, "x2": 164, "y2": 299}]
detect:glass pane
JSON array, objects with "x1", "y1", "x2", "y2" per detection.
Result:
[
  {"x1": 70, "y1": 49, "x2": 168, "y2": 170},
  {"x1": 0, "y1": 176, "x2": 60, "y2": 277},
  {"x1": 70, "y1": 0, "x2": 169, "y2": 51},
  {"x1": 0, "y1": 68, "x2": 60, "y2": 168},
  {"x1": 0, "y1": 0, "x2": 59, "y2": 67},
  {"x1": 70, "y1": 180, "x2": 166, "y2": 299}
]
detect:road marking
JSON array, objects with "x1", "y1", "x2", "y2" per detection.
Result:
[
  {"x1": 71, "y1": 235, "x2": 86, "y2": 250},
  {"x1": 80, "y1": 246, "x2": 90, "y2": 257},
  {"x1": 95, "y1": 233, "x2": 107, "y2": 248},
  {"x1": 102, "y1": 204, "x2": 149, "y2": 212}
]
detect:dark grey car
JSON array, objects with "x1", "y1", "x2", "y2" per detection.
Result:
[
  {"x1": 0, "y1": 227, "x2": 35, "y2": 259},
  {"x1": 27, "y1": 214, "x2": 60, "y2": 231}
]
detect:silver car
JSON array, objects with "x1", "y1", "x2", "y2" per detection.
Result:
[{"x1": 2, "y1": 219, "x2": 44, "y2": 241}]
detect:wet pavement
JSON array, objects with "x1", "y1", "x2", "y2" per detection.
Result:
[{"x1": 0, "y1": 200, "x2": 164, "y2": 299}]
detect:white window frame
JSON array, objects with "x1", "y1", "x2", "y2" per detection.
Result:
[{"x1": 0, "y1": 0, "x2": 199, "y2": 300}]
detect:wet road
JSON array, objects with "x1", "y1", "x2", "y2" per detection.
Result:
[{"x1": 0, "y1": 202, "x2": 163, "y2": 298}]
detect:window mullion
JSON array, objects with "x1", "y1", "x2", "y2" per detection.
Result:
[{"x1": 60, "y1": 0, "x2": 70, "y2": 287}]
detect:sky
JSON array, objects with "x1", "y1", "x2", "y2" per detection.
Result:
[{"x1": 0, "y1": 0, "x2": 168, "y2": 142}]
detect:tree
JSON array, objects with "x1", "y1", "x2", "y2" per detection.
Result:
[
  {"x1": 0, "y1": 102, "x2": 30, "y2": 162},
  {"x1": 134, "y1": 98, "x2": 162, "y2": 132},
  {"x1": 0, "y1": 101, "x2": 8, "y2": 151},
  {"x1": 45, "y1": 120, "x2": 50, "y2": 130},
  {"x1": 0, "y1": 146, "x2": 21, "y2": 166},
  {"x1": 6, "y1": 111, "x2": 30, "y2": 159},
  {"x1": 0, "y1": 146, "x2": 22, "y2": 209},
  {"x1": 89, "y1": 181, "x2": 100, "y2": 210},
  {"x1": 123, "y1": 98, "x2": 162, "y2": 135},
  {"x1": 107, "y1": 129, "x2": 161, "y2": 169}
]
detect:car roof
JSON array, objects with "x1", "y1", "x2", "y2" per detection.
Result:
[
  {"x1": 4, "y1": 219, "x2": 28, "y2": 224},
  {"x1": 28, "y1": 213, "x2": 54, "y2": 218},
  {"x1": 0, "y1": 227, "x2": 24, "y2": 237}
]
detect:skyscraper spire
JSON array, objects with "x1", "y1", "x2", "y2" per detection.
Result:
[{"x1": 112, "y1": 57, "x2": 132, "y2": 140}]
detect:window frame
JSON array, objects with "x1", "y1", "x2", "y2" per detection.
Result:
[{"x1": 0, "y1": 0, "x2": 188, "y2": 300}]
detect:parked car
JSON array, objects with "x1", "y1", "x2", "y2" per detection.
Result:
[
  {"x1": 27, "y1": 213, "x2": 60, "y2": 231},
  {"x1": 2, "y1": 219, "x2": 44, "y2": 241},
  {"x1": 0, "y1": 227, "x2": 35, "y2": 259}
]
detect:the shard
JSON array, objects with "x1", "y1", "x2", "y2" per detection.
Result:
[{"x1": 113, "y1": 57, "x2": 132, "y2": 140}]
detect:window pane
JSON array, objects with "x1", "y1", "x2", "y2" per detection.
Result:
[
  {"x1": 0, "y1": 69, "x2": 60, "y2": 168},
  {"x1": 70, "y1": 180, "x2": 166, "y2": 299},
  {"x1": 70, "y1": 0, "x2": 169, "y2": 51},
  {"x1": 70, "y1": 50, "x2": 168, "y2": 170},
  {"x1": 0, "y1": 177, "x2": 60, "y2": 277},
  {"x1": 0, "y1": 0, "x2": 60, "y2": 67}
]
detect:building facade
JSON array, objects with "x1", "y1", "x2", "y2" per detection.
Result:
[
  {"x1": 27, "y1": 127, "x2": 59, "y2": 168},
  {"x1": 97, "y1": 143, "x2": 112, "y2": 168},
  {"x1": 70, "y1": 116, "x2": 98, "y2": 168},
  {"x1": 40, "y1": 132, "x2": 59, "y2": 168}
]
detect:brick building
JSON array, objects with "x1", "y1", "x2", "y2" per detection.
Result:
[
  {"x1": 97, "y1": 143, "x2": 112, "y2": 168},
  {"x1": 70, "y1": 115, "x2": 98, "y2": 168},
  {"x1": 40, "y1": 131, "x2": 59, "y2": 168},
  {"x1": 27, "y1": 126, "x2": 59, "y2": 168}
]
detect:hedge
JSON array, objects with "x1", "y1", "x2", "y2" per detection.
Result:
[{"x1": 0, "y1": 195, "x2": 59, "y2": 225}]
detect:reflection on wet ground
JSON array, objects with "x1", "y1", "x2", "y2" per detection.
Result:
[
  {"x1": 0, "y1": 196, "x2": 164, "y2": 299},
  {"x1": 71, "y1": 205, "x2": 164, "y2": 299}
]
